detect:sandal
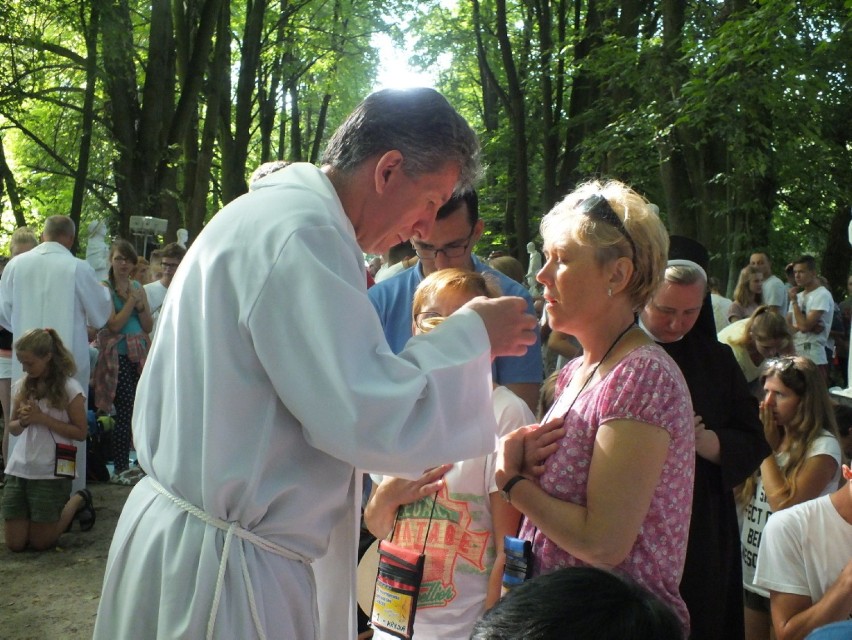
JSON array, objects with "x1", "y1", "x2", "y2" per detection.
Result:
[
  {"x1": 110, "y1": 473, "x2": 134, "y2": 486},
  {"x1": 75, "y1": 488, "x2": 96, "y2": 532}
]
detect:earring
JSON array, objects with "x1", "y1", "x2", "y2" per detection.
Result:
[{"x1": 608, "y1": 288, "x2": 612, "y2": 297}]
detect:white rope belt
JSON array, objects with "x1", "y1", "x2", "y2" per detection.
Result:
[{"x1": 147, "y1": 477, "x2": 311, "y2": 640}]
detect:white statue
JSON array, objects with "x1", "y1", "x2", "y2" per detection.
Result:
[
  {"x1": 176, "y1": 228, "x2": 189, "y2": 249},
  {"x1": 526, "y1": 241, "x2": 542, "y2": 294},
  {"x1": 86, "y1": 219, "x2": 110, "y2": 281}
]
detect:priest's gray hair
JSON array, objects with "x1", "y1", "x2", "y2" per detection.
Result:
[
  {"x1": 322, "y1": 88, "x2": 482, "y2": 194},
  {"x1": 43, "y1": 215, "x2": 76, "y2": 241}
]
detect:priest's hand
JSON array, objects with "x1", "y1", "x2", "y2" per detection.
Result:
[{"x1": 466, "y1": 296, "x2": 537, "y2": 357}]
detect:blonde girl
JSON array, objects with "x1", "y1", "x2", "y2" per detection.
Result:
[
  {"x1": 365, "y1": 268, "x2": 535, "y2": 639},
  {"x1": 739, "y1": 355, "x2": 841, "y2": 640},
  {"x1": 729, "y1": 266, "x2": 764, "y2": 323},
  {"x1": 719, "y1": 305, "x2": 794, "y2": 395},
  {"x1": 1, "y1": 328, "x2": 94, "y2": 551}
]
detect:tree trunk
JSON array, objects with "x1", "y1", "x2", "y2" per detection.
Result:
[
  {"x1": 557, "y1": 0, "x2": 604, "y2": 197},
  {"x1": 494, "y1": 0, "x2": 529, "y2": 257},
  {"x1": 69, "y1": 2, "x2": 100, "y2": 254},
  {"x1": 0, "y1": 135, "x2": 26, "y2": 227}
]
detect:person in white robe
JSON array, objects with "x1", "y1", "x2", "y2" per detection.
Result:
[
  {"x1": 0, "y1": 216, "x2": 111, "y2": 492},
  {"x1": 92, "y1": 88, "x2": 538, "y2": 640}
]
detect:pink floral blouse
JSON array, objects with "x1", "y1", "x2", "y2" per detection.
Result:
[{"x1": 520, "y1": 344, "x2": 695, "y2": 630}]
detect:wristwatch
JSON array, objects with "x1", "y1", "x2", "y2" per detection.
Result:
[{"x1": 501, "y1": 475, "x2": 527, "y2": 503}]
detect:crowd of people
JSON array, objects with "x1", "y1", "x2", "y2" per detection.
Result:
[{"x1": 0, "y1": 87, "x2": 850, "y2": 640}]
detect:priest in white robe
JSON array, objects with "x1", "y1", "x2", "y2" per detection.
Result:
[
  {"x1": 93, "y1": 88, "x2": 537, "y2": 640},
  {"x1": 0, "y1": 215, "x2": 111, "y2": 491}
]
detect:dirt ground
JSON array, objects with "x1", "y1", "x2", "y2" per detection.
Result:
[{"x1": 0, "y1": 482, "x2": 132, "y2": 640}]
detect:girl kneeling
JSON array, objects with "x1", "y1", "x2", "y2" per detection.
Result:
[{"x1": 2, "y1": 328, "x2": 94, "y2": 551}]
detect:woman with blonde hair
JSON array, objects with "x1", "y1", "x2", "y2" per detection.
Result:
[
  {"x1": 719, "y1": 305, "x2": 794, "y2": 396},
  {"x1": 2, "y1": 328, "x2": 94, "y2": 550},
  {"x1": 497, "y1": 179, "x2": 695, "y2": 634},
  {"x1": 728, "y1": 266, "x2": 764, "y2": 323},
  {"x1": 739, "y1": 355, "x2": 841, "y2": 640}
]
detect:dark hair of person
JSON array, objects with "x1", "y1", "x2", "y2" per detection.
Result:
[
  {"x1": 489, "y1": 256, "x2": 525, "y2": 284},
  {"x1": 437, "y1": 189, "x2": 479, "y2": 225},
  {"x1": 159, "y1": 242, "x2": 187, "y2": 261},
  {"x1": 321, "y1": 88, "x2": 481, "y2": 193},
  {"x1": 388, "y1": 241, "x2": 416, "y2": 263},
  {"x1": 249, "y1": 160, "x2": 291, "y2": 185},
  {"x1": 470, "y1": 566, "x2": 683, "y2": 640},
  {"x1": 833, "y1": 404, "x2": 852, "y2": 439},
  {"x1": 708, "y1": 276, "x2": 722, "y2": 294},
  {"x1": 107, "y1": 239, "x2": 139, "y2": 293},
  {"x1": 792, "y1": 255, "x2": 816, "y2": 272}
]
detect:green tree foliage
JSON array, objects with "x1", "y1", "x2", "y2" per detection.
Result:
[
  {"x1": 0, "y1": 0, "x2": 383, "y2": 248},
  {"x1": 0, "y1": 0, "x2": 849, "y2": 295},
  {"x1": 409, "y1": 0, "x2": 851, "y2": 288}
]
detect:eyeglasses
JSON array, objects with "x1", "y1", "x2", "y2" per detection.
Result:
[
  {"x1": 578, "y1": 194, "x2": 637, "y2": 261},
  {"x1": 412, "y1": 228, "x2": 475, "y2": 260},
  {"x1": 414, "y1": 312, "x2": 446, "y2": 332}
]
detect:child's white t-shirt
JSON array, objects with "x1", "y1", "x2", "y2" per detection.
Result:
[{"x1": 5, "y1": 377, "x2": 85, "y2": 480}]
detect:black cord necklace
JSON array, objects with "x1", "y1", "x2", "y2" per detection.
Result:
[{"x1": 548, "y1": 321, "x2": 638, "y2": 421}]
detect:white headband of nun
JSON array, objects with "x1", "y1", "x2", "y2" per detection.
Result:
[{"x1": 666, "y1": 259, "x2": 707, "y2": 282}]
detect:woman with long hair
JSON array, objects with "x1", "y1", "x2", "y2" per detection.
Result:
[
  {"x1": 739, "y1": 356, "x2": 841, "y2": 640},
  {"x1": 2, "y1": 328, "x2": 94, "y2": 550},
  {"x1": 719, "y1": 305, "x2": 795, "y2": 396},
  {"x1": 93, "y1": 239, "x2": 152, "y2": 482},
  {"x1": 497, "y1": 180, "x2": 695, "y2": 634},
  {"x1": 728, "y1": 266, "x2": 764, "y2": 323}
]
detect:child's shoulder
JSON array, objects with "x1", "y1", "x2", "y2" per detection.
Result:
[{"x1": 64, "y1": 376, "x2": 85, "y2": 398}]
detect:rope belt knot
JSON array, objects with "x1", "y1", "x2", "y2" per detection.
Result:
[{"x1": 147, "y1": 477, "x2": 312, "y2": 640}]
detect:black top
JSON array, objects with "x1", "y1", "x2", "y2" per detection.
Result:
[
  {"x1": 661, "y1": 330, "x2": 770, "y2": 640},
  {"x1": 0, "y1": 328, "x2": 11, "y2": 351}
]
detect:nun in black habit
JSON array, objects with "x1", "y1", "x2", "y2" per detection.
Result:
[{"x1": 639, "y1": 236, "x2": 770, "y2": 640}]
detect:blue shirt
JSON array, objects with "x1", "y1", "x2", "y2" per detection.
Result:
[{"x1": 368, "y1": 256, "x2": 543, "y2": 386}]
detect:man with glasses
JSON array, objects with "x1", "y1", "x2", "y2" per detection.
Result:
[
  {"x1": 143, "y1": 242, "x2": 186, "y2": 335},
  {"x1": 369, "y1": 190, "x2": 542, "y2": 411}
]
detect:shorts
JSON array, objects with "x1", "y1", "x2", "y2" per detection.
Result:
[
  {"x1": 743, "y1": 588, "x2": 770, "y2": 613},
  {"x1": 1, "y1": 475, "x2": 72, "y2": 523}
]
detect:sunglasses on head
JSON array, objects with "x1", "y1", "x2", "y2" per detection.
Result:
[{"x1": 577, "y1": 194, "x2": 637, "y2": 261}]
